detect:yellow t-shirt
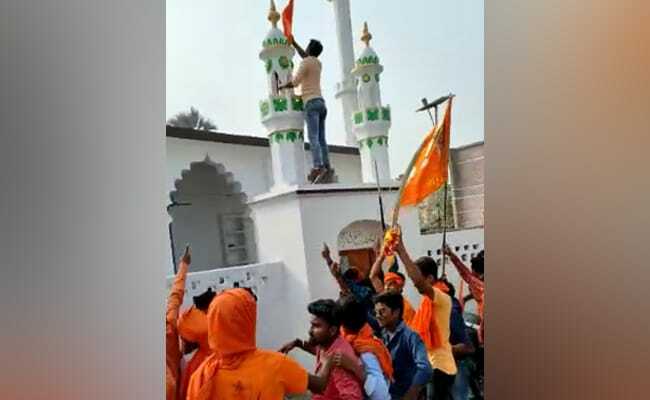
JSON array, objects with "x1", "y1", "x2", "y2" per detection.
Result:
[{"x1": 427, "y1": 287, "x2": 457, "y2": 375}]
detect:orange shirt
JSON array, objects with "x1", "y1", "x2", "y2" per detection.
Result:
[
  {"x1": 188, "y1": 349, "x2": 308, "y2": 400},
  {"x1": 166, "y1": 260, "x2": 189, "y2": 400},
  {"x1": 403, "y1": 297, "x2": 416, "y2": 324}
]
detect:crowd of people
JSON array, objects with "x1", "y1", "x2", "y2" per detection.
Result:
[{"x1": 166, "y1": 230, "x2": 485, "y2": 400}]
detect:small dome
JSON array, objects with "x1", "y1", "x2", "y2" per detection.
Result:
[
  {"x1": 262, "y1": 27, "x2": 289, "y2": 48},
  {"x1": 356, "y1": 46, "x2": 380, "y2": 66}
]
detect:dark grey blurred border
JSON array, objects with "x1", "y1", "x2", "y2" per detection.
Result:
[
  {"x1": 0, "y1": 1, "x2": 165, "y2": 398},
  {"x1": 487, "y1": 0, "x2": 650, "y2": 398}
]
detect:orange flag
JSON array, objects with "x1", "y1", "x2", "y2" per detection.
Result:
[
  {"x1": 282, "y1": 0, "x2": 295, "y2": 42},
  {"x1": 399, "y1": 97, "x2": 453, "y2": 207}
]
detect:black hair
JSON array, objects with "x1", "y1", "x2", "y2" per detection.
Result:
[
  {"x1": 471, "y1": 250, "x2": 484, "y2": 275},
  {"x1": 308, "y1": 299, "x2": 340, "y2": 327},
  {"x1": 193, "y1": 288, "x2": 216, "y2": 312},
  {"x1": 337, "y1": 295, "x2": 367, "y2": 332},
  {"x1": 373, "y1": 291, "x2": 404, "y2": 319},
  {"x1": 415, "y1": 256, "x2": 438, "y2": 279},
  {"x1": 307, "y1": 39, "x2": 323, "y2": 57},
  {"x1": 241, "y1": 287, "x2": 258, "y2": 302}
]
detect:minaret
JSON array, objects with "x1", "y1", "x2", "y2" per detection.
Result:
[
  {"x1": 326, "y1": 0, "x2": 359, "y2": 146},
  {"x1": 259, "y1": 0, "x2": 306, "y2": 189},
  {"x1": 351, "y1": 22, "x2": 392, "y2": 184}
]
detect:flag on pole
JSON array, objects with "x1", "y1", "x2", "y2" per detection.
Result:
[
  {"x1": 399, "y1": 97, "x2": 453, "y2": 207},
  {"x1": 281, "y1": 0, "x2": 295, "y2": 41}
]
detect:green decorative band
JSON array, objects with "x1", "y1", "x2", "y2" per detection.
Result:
[
  {"x1": 375, "y1": 74, "x2": 380, "y2": 82},
  {"x1": 357, "y1": 55, "x2": 380, "y2": 65},
  {"x1": 269, "y1": 130, "x2": 304, "y2": 144},
  {"x1": 366, "y1": 107, "x2": 380, "y2": 121},
  {"x1": 354, "y1": 106, "x2": 391, "y2": 124},
  {"x1": 263, "y1": 37, "x2": 289, "y2": 48},
  {"x1": 358, "y1": 136, "x2": 389, "y2": 149},
  {"x1": 260, "y1": 100, "x2": 270, "y2": 118},
  {"x1": 265, "y1": 59, "x2": 273, "y2": 73},
  {"x1": 381, "y1": 106, "x2": 391, "y2": 121},
  {"x1": 291, "y1": 96, "x2": 304, "y2": 111},
  {"x1": 272, "y1": 97, "x2": 288, "y2": 112},
  {"x1": 278, "y1": 55, "x2": 290, "y2": 69}
]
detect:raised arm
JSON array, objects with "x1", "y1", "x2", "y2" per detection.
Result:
[
  {"x1": 291, "y1": 37, "x2": 308, "y2": 58},
  {"x1": 394, "y1": 231, "x2": 435, "y2": 300},
  {"x1": 166, "y1": 246, "x2": 191, "y2": 325},
  {"x1": 368, "y1": 240, "x2": 386, "y2": 294},
  {"x1": 443, "y1": 245, "x2": 474, "y2": 284},
  {"x1": 322, "y1": 243, "x2": 351, "y2": 296}
]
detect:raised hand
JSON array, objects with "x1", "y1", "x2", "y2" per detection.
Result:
[{"x1": 181, "y1": 245, "x2": 191, "y2": 265}]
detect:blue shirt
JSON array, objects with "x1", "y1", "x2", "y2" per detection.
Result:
[
  {"x1": 449, "y1": 297, "x2": 470, "y2": 346},
  {"x1": 381, "y1": 321, "x2": 433, "y2": 399}
]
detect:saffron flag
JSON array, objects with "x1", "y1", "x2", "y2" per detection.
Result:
[
  {"x1": 282, "y1": 0, "x2": 295, "y2": 42},
  {"x1": 399, "y1": 97, "x2": 453, "y2": 207}
]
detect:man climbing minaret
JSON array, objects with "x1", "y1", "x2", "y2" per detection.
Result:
[{"x1": 279, "y1": 35, "x2": 334, "y2": 184}]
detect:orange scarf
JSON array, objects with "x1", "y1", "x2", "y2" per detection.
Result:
[
  {"x1": 186, "y1": 289, "x2": 257, "y2": 400},
  {"x1": 408, "y1": 290, "x2": 443, "y2": 351},
  {"x1": 342, "y1": 324, "x2": 393, "y2": 380},
  {"x1": 403, "y1": 297, "x2": 416, "y2": 324},
  {"x1": 383, "y1": 272, "x2": 404, "y2": 288}
]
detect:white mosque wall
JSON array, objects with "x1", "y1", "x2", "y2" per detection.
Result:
[
  {"x1": 407, "y1": 227, "x2": 485, "y2": 315},
  {"x1": 166, "y1": 137, "x2": 363, "y2": 198},
  {"x1": 166, "y1": 262, "x2": 300, "y2": 355}
]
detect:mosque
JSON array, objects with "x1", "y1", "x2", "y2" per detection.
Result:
[{"x1": 166, "y1": 0, "x2": 483, "y2": 366}]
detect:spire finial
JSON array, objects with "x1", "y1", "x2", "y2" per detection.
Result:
[
  {"x1": 361, "y1": 22, "x2": 372, "y2": 47},
  {"x1": 268, "y1": 0, "x2": 280, "y2": 27}
]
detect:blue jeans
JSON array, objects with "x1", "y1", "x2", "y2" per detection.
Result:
[
  {"x1": 452, "y1": 359, "x2": 471, "y2": 400},
  {"x1": 304, "y1": 97, "x2": 330, "y2": 168}
]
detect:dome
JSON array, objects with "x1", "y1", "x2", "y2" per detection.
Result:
[
  {"x1": 356, "y1": 46, "x2": 380, "y2": 66},
  {"x1": 262, "y1": 27, "x2": 289, "y2": 48}
]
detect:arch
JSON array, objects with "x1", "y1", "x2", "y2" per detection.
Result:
[
  {"x1": 168, "y1": 156, "x2": 257, "y2": 272},
  {"x1": 336, "y1": 219, "x2": 383, "y2": 278}
]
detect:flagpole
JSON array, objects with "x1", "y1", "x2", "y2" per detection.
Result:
[{"x1": 374, "y1": 160, "x2": 386, "y2": 230}]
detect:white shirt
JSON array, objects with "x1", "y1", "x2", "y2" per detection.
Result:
[{"x1": 360, "y1": 352, "x2": 391, "y2": 400}]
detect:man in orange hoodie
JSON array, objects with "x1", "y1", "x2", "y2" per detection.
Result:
[
  {"x1": 166, "y1": 246, "x2": 191, "y2": 400},
  {"x1": 187, "y1": 288, "x2": 335, "y2": 400}
]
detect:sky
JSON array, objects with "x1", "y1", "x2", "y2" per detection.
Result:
[{"x1": 167, "y1": 0, "x2": 483, "y2": 173}]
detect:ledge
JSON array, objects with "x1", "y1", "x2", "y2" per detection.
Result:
[
  {"x1": 248, "y1": 181, "x2": 400, "y2": 205},
  {"x1": 166, "y1": 126, "x2": 360, "y2": 155}
]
